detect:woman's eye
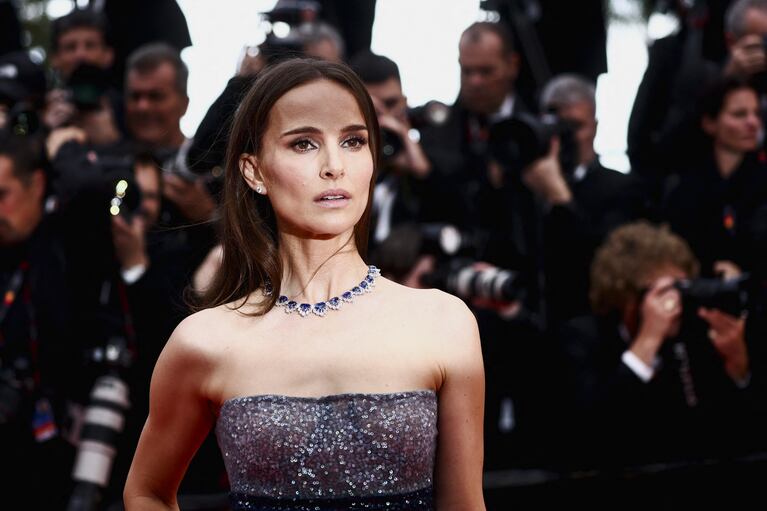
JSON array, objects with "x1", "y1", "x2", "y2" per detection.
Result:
[
  {"x1": 342, "y1": 136, "x2": 367, "y2": 149},
  {"x1": 292, "y1": 139, "x2": 317, "y2": 152}
]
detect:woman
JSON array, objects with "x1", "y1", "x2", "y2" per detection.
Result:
[
  {"x1": 663, "y1": 76, "x2": 767, "y2": 279},
  {"x1": 123, "y1": 58, "x2": 485, "y2": 510}
]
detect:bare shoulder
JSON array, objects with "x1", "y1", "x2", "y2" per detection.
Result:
[
  {"x1": 160, "y1": 304, "x2": 240, "y2": 369},
  {"x1": 377, "y1": 278, "x2": 479, "y2": 342}
]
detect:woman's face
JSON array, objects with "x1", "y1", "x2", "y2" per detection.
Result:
[
  {"x1": 704, "y1": 88, "x2": 762, "y2": 153},
  {"x1": 245, "y1": 79, "x2": 374, "y2": 239}
]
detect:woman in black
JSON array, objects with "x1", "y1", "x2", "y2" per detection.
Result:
[{"x1": 663, "y1": 76, "x2": 767, "y2": 279}]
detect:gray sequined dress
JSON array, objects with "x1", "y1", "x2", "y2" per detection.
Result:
[{"x1": 215, "y1": 390, "x2": 438, "y2": 510}]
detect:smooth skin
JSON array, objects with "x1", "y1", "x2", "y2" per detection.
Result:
[{"x1": 124, "y1": 79, "x2": 485, "y2": 510}]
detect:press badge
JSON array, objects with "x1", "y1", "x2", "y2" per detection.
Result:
[{"x1": 32, "y1": 397, "x2": 58, "y2": 442}]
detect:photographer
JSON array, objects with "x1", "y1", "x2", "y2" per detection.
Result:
[
  {"x1": 559, "y1": 221, "x2": 766, "y2": 468},
  {"x1": 0, "y1": 134, "x2": 81, "y2": 508},
  {"x1": 45, "y1": 9, "x2": 117, "y2": 131},
  {"x1": 350, "y1": 51, "x2": 463, "y2": 244},
  {"x1": 533, "y1": 74, "x2": 648, "y2": 323},
  {"x1": 418, "y1": 21, "x2": 550, "y2": 321}
]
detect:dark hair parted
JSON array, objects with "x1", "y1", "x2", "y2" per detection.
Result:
[
  {"x1": 590, "y1": 221, "x2": 699, "y2": 316},
  {"x1": 198, "y1": 58, "x2": 380, "y2": 315}
]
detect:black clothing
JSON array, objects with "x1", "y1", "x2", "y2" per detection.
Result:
[
  {"x1": 0, "y1": 0, "x2": 22, "y2": 57},
  {"x1": 318, "y1": 0, "x2": 377, "y2": 60},
  {"x1": 187, "y1": 75, "x2": 254, "y2": 177},
  {"x1": 546, "y1": 161, "x2": 649, "y2": 324},
  {"x1": 662, "y1": 150, "x2": 767, "y2": 278},
  {"x1": 627, "y1": 31, "x2": 719, "y2": 196},
  {"x1": 49, "y1": 137, "x2": 221, "y2": 501},
  {"x1": 100, "y1": 0, "x2": 192, "y2": 90},
  {"x1": 559, "y1": 314, "x2": 767, "y2": 469},
  {"x1": 0, "y1": 218, "x2": 79, "y2": 509}
]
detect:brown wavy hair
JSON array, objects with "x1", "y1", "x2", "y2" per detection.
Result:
[
  {"x1": 198, "y1": 58, "x2": 380, "y2": 315},
  {"x1": 590, "y1": 221, "x2": 700, "y2": 316}
]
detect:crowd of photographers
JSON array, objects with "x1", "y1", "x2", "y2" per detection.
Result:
[{"x1": 1, "y1": 0, "x2": 767, "y2": 508}]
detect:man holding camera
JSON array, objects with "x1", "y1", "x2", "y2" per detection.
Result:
[
  {"x1": 559, "y1": 222, "x2": 765, "y2": 469},
  {"x1": 350, "y1": 51, "x2": 464, "y2": 245},
  {"x1": 45, "y1": 9, "x2": 118, "y2": 132},
  {"x1": 535, "y1": 74, "x2": 648, "y2": 324}
]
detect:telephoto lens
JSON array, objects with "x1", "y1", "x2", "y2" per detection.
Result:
[
  {"x1": 67, "y1": 375, "x2": 130, "y2": 511},
  {"x1": 449, "y1": 264, "x2": 524, "y2": 302}
]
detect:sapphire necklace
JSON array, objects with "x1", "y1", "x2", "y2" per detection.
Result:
[{"x1": 264, "y1": 265, "x2": 380, "y2": 318}]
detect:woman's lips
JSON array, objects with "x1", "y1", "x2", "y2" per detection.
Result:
[
  {"x1": 314, "y1": 189, "x2": 351, "y2": 208},
  {"x1": 315, "y1": 195, "x2": 350, "y2": 208}
]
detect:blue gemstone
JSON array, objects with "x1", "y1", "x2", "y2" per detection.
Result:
[
  {"x1": 285, "y1": 301, "x2": 298, "y2": 313},
  {"x1": 312, "y1": 302, "x2": 327, "y2": 316},
  {"x1": 276, "y1": 295, "x2": 289, "y2": 306},
  {"x1": 351, "y1": 286, "x2": 363, "y2": 296},
  {"x1": 365, "y1": 275, "x2": 375, "y2": 284},
  {"x1": 328, "y1": 297, "x2": 341, "y2": 310},
  {"x1": 359, "y1": 280, "x2": 369, "y2": 290},
  {"x1": 341, "y1": 291, "x2": 353, "y2": 302},
  {"x1": 298, "y1": 303, "x2": 312, "y2": 317}
]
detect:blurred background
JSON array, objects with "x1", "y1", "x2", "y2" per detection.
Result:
[{"x1": 2, "y1": 0, "x2": 767, "y2": 510}]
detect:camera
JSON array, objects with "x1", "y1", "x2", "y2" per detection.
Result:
[
  {"x1": 258, "y1": 0, "x2": 321, "y2": 63},
  {"x1": 0, "y1": 101, "x2": 40, "y2": 137},
  {"x1": 412, "y1": 223, "x2": 526, "y2": 303},
  {"x1": 67, "y1": 337, "x2": 132, "y2": 511},
  {"x1": 380, "y1": 102, "x2": 449, "y2": 166},
  {"x1": 421, "y1": 257, "x2": 526, "y2": 303},
  {"x1": 675, "y1": 274, "x2": 752, "y2": 317},
  {"x1": 66, "y1": 64, "x2": 111, "y2": 113},
  {"x1": 488, "y1": 111, "x2": 579, "y2": 176}
]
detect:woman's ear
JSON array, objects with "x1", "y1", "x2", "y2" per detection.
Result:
[{"x1": 239, "y1": 154, "x2": 267, "y2": 194}]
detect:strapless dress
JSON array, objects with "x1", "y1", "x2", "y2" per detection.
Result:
[{"x1": 215, "y1": 390, "x2": 438, "y2": 510}]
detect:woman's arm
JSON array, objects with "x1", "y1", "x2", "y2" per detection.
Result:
[
  {"x1": 124, "y1": 315, "x2": 217, "y2": 510},
  {"x1": 432, "y1": 293, "x2": 486, "y2": 510}
]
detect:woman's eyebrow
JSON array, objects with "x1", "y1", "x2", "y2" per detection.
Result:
[
  {"x1": 340, "y1": 124, "x2": 368, "y2": 133},
  {"x1": 281, "y1": 126, "x2": 321, "y2": 137},
  {"x1": 280, "y1": 124, "x2": 368, "y2": 137}
]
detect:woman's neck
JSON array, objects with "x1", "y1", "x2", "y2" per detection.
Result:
[
  {"x1": 278, "y1": 232, "x2": 368, "y2": 304},
  {"x1": 713, "y1": 144, "x2": 744, "y2": 179}
]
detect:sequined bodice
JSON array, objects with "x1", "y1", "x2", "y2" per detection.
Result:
[{"x1": 215, "y1": 390, "x2": 438, "y2": 510}]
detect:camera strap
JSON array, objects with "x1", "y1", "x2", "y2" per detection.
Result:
[
  {"x1": 0, "y1": 262, "x2": 57, "y2": 440},
  {"x1": 115, "y1": 279, "x2": 137, "y2": 359}
]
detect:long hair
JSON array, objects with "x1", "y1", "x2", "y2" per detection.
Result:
[{"x1": 198, "y1": 58, "x2": 380, "y2": 315}]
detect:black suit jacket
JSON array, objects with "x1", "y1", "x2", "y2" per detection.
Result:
[{"x1": 559, "y1": 314, "x2": 767, "y2": 469}]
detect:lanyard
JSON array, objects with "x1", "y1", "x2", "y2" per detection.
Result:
[{"x1": 0, "y1": 261, "x2": 41, "y2": 387}]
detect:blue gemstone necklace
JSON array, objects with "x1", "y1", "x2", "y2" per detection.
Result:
[{"x1": 264, "y1": 265, "x2": 380, "y2": 317}]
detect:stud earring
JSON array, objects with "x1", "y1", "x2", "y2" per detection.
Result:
[{"x1": 256, "y1": 185, "x2": 263, "y2": 194}]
